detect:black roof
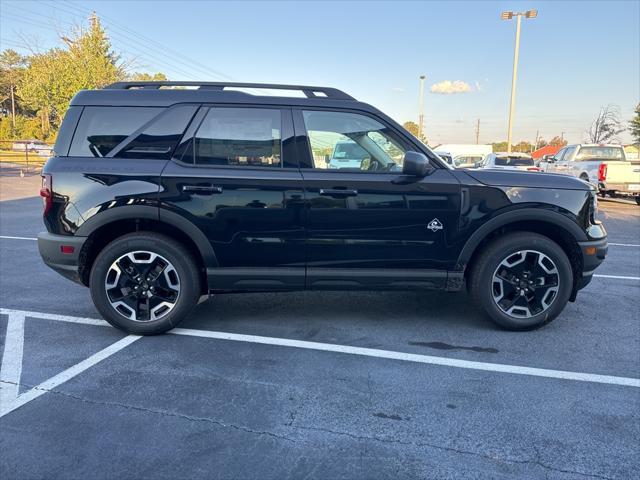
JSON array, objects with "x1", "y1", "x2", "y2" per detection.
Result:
[{"x1": 70, "y1": 81, "x2": 372, "y2": 110}]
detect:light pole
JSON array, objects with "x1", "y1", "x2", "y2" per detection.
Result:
[
  {"x1": 418, "y1": 75, "x2": 426, "y2": 141},
  {"x1": 501, "y1": 9, "x2": 537, "y2": 153}
]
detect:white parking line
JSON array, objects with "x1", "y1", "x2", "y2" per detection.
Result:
[
  {"x1": 608, "y1": 243, "x2": 640, "y2": 247},
  {"x1": 1, "y1": 308, "x2": 638, "y2": 391},
  {"x1": 0, "y1": 335, "x2": 140, "y2": 417},
  {"x1": 0, "y1": 312, "x2": 25, "y2": 408},
  {"x1": 594, "y1": 274, "x2": 640, "y2": 281},
  {"x1": 0, "y1": 235, "x2": 37, "y2": 241}
]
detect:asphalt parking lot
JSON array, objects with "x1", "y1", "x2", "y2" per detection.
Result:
[{"x1": 1, "y1": 176, "x2": 639, "y2": 479}]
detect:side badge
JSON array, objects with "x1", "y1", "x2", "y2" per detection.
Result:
[{"x1": 427, "y1": 218, "x2": 443, "y2": 232}]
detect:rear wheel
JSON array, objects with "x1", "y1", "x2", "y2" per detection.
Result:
[
  {"x1": 635, "y1": 197, "x2": 640, "y2": 206},
  {"x1": 90, "y1": 232, "x2": 200, "y2": 334},
  {"x1": 468, "y1": 232, "x2": 573, "y2": 330}
]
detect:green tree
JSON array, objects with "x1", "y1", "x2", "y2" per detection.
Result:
[
  {"x1": 0, "y1": 49, "x2": 27, "y2": 127},
  {"x1": 548, "y1": 136, "x2": 568, "y2": 147},
  {"x1": 402, "y1": 121, "x2": 426, "y2": 143},
  {"x1": 127, "y1": 72, "x2": 168, "y2": 81},
  {"x1": 18, "y1": 15, "x2": 123, "y2": 132},
  {"x1": 629, "y1": 104, "x2": 640, "y2": 145},
  {"x1": 492, "y1": 141, "x2": 509, "y2": 152}
]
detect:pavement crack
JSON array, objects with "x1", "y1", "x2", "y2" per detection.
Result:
[
  {"x1": 1, "y1": 380, "x2": 292, "y2": 443},
  {"x1": 291, "y1": 424, "x2": 615, "y2": 480}
]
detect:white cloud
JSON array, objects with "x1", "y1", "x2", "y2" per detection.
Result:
[{"x1": 430, "y1": 80, "x2": 472, "y2": 94}]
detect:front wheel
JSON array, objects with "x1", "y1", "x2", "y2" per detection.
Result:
[
  {"x1": 90, "y1": 232, "x2": 201, "y2": 334},
  {"x1": 468, "y1": 232, "x2": 573, "y2": 330},
  {"x1": 635, "y1": 197, "x2": 640, "y2": 206}
]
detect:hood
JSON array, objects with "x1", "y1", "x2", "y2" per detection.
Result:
[{"x1": 464, "y1": 170, "x2": 593, "y2": 191}]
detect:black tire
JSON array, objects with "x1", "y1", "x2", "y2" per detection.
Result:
[
  {"x1": 90, "y1": 232, "x2": 201, "y2": 335},
  {"x1": 468, "y1": 232, "x2": 573, "y2": 331},
  {"x1": 635, "y1": 197, "x2": 640, "y2": 206}
]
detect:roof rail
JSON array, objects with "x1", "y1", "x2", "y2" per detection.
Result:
[{"x1": 103, "y1": 81, "x2": 355, "y2": 100}]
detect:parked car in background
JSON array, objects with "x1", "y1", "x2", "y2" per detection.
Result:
[
  {"x1": 434, "y1": 144, "x2": 492, "y2": 168},
  {"x1": 11, "y1": 140, "x2": 53, "y2": 156},
  {"x1": 546, "y1": 144, "x2": 640, "y2": 203},
  {"x1": 434, "y1": 150, "x2": 453, "y2": 166},
  {"x1": 327, "y1": 140, "x2": 370, "y2": 169},
  {"x1": 479, "y1": 152, "x2": 541, "y2": 172},
  {"x1": 537, "y1": 154, "x2": 556, "y2": 172}
]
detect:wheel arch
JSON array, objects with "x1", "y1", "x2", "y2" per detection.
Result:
[
  {"x1": 458, "y1": 209, "x2": 586, "y2": 299},
  {"x1": 76, "y1": 206, "x2": 217, "y2": 291}
]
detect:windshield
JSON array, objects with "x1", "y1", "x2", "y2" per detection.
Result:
[
  {"x1": 494, "y1": 156, "x2": 534, "y2": 167},
  {"x1": 576, "y1": 146, "x2": 624, "y2": 160}
]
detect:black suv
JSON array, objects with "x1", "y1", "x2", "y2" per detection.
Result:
[{"x1": 38, "y1": 82, "x2": 607, "y2": 334}]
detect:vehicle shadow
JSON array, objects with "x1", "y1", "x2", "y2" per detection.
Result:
[{"x1": 183, "y1": 289, "x2": 493, "y2": 334}]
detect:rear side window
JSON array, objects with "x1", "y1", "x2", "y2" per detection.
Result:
[
  {"x1": 69, "y1": 107, "x2": 161, "y2": 157},
  {"x1": 188, "y1": 107, "x2": 282, "y2": 167},
  {"x1": 116, "y1": 105, "x2": 198, "y2": 159}
]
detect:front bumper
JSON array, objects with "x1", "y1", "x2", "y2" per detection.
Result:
[
  {"x1": 575, "y1": 236, "x2": 608, "y2": 292},
  {"x1": 37, "y1": 232, "x2": 87, "y2": 284}
]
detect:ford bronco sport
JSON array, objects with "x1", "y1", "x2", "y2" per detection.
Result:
[{"x1": 38, "y1": 82, "x2": 607, "y2": 334}]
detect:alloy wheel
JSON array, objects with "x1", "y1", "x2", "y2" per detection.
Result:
[
  {"x1": 491, "y1": 250, "x2": 560, "y2": 319},
  {"x1": 104, "y1": 250, "x2": 181, "y2": 322}
]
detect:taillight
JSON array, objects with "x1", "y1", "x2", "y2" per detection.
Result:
[
  {"x1": 527, "y1": 167, "x2": 541, "y2": 172},
  {"x1": 40, "y1": 174, "x2": 52, "y2": 215},
  {"x1": 598, "y1": 163, "x2": 607, "y2": 182}
]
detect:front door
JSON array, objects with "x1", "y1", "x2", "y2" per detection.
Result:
[
  {"x1": 159, "y1": 106, "x2": 306, "y2": 290},
  {"x1": 294, "y1": 109, "x2": 460, "y2": 290}
]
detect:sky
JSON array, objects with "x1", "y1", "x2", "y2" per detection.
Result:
[{"x1": 1, "y1": 0, "x2": 639, "y2": 146}]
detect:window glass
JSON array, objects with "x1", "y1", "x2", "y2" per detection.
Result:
[
  {"x1": 116, "y1": 105, "x2": 198, "y2": 159},
  {"x1": 494, "y1": 156, "x2": 534, "y2": 167},
  {"x1": 302, "y1": 110, "x2": 407, "y2": 172},
  {"x1": 69, "y1": 107, "x2": 161, "y2": 157},
  {"x1": 192, "y1": 108, "x2": 281, "y2": 167},
  {"x1": 554, "y1": 149, "x2": 565, "y2": 161},
  {"x1": 576, "y1": 146, "x2": 624, "y2": 161}
]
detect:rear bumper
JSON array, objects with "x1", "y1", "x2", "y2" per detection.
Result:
[
  {"x1": 599, "y1": 182, "x2": 640, "y2": 194},
  {"x1": 37, "y1": 232, "x2": 87, "y2": 285}
]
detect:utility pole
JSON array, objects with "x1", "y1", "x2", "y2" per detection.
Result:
[
  {"x1": 475, "y1": 119, "x2": 480, "y2": 144},
  {"x1": 418, "y1": 75, "x2": 426, "y2": 142},
  {"x1": 501, "y1": 9, "x2": 537, "y2": 153},
  {"x1": 534, "y1": 130, "x2": 539, "y2": 153},
  {"x1": 561, "y1": 131, "x2": 565, "y2": 144}
]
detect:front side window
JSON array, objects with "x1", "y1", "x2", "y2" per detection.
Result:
[
  {"x1": 191, "y1": 108, "x2": 282, "y2": 167},
  {"x1": 302, "y1": 110, "x2": 408, "y2": 172},
  {"x1": 69, "y1": 107, "x2": 161, "y2": 157}
]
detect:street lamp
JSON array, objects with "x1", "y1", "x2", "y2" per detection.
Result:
[
  {"x1": 502, "y1": 9, "x2": 537, "y2": 153},
  {"x1": 418, "y1": 75, "x2": 426, "y2": 141}
]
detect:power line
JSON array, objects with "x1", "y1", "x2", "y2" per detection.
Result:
[{"x1": 55, "y1": 0, "x2": 234, "y2": 81}]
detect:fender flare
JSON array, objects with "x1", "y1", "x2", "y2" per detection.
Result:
[
  {"x1": 456, "y1": 208, "x2": 587, "y2": 268},
  {"x1": 75, "y1": 205, "x2": 218, "y2": 268}
]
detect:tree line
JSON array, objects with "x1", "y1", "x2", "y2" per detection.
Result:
[{"x1": 0, "y1": 15, "x2": 165, "y2": 143}]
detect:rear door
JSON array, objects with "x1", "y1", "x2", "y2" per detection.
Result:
[
  {"x1": 294, "y1": 108, "x2": 460, "y2": 290},
  {"x1": 159, "y1": 105, "x2": 306, "y2": 291}
]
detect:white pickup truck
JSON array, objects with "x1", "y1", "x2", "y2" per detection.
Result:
[{"x1": 546, "y1": 144, "x2": 640, "y2": 204}]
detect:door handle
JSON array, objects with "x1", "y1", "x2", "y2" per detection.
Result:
[
  {"x1": 182, "y1": 185, "x2": 223, "y2": 194},
  {"x1": 319, "y1": 188, "x2": 358, "y2": 198}
]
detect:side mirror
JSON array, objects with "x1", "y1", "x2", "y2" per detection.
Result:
[
  {"x1": 324, "y1": 155, "x2": 330, "y2": 164},
  {"x1": 402, "y1": 151, "x2": 431, "y2": 176},
  {"x1": 546, "y1": 156, "x2": 555, "y2": 163}
]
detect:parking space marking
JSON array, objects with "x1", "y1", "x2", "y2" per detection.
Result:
[
  {"x1": 0, "y1": 312, "x2": 25, "y2": 408},
  {"x1": 0, "y1": 334, "x2": 140, "y2": 417},
  {"x1": 2, "y1": 308, "x2": 639, "y2": 391},
  {"x1": 608, "y1": 243, "x2": 640, "y2": 247},
  {"x1": 0, "y1": 235, "x2": 37, "y2": 241},
  {"x1": 593, "y1": 274, "x2": 640, "y2": 281}
]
